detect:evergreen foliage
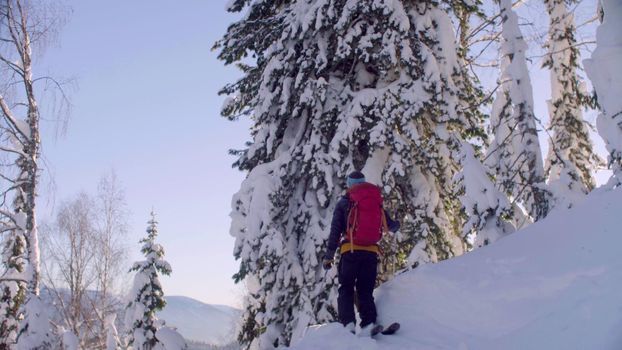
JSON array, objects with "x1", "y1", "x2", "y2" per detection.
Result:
[
  {"x1": 16, "y1": 296, "x2": 53, "y2": 350},
  {"x1": 124, "y1": 212, "x2": 175, "y2": 350},
  {"x1": 457, "y1": 143, "x2": 514, "y2": 247},
  {"x1": 217, "y1": 1, "x2": 487, "y2": 348},
  {"x1": 584, "y1": 0, "x2": 622, "y2": 185},
  {"x1": 0, "y1": 211, "x2": 28, "y2": 347},
  {"x1": 542, "y1": 0, "x2": 600, "y2": 210},
  {"x1": 485, "y1": 0, "x2": 550, "y2": 223}
]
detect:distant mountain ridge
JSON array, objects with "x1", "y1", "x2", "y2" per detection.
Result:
[
  {"x1": 159, "y1": 296, "x2": 240, "y2": 346},
  {"x1": 40, "y1": 288, "x2": 239, "y2": 346}
]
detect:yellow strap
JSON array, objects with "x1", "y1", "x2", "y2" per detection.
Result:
[{"x1": 340, "y1": 242, "x2": 380, "y2": 255}]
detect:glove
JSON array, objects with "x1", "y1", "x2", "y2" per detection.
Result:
[{"x1": 322, "y1": 258, "x2": 333, "y2": 270}]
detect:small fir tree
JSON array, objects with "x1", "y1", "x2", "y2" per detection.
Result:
[{"x1": 124, "y1": 212, "x2": 177, "y2": 350}]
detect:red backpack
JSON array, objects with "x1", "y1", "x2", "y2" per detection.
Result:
[{"x1": 346, "y1": 183, "x2": 388, "y2": 246}]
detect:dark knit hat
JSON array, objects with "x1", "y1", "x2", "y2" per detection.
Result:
[{"x1": 347, "y1": 171, "x2": 365, "y2": 188}]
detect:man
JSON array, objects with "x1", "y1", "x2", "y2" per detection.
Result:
[{"x1": 323, "y1": 171, "x2": 400, "y2": 334}]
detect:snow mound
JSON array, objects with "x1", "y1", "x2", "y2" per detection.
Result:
[
  {"x1": 154, "y1": 327, "x2": 187, "y2": 350},
  {"x1": 159, "y1": 296, "x2": 240, "y2": 346},
  {"x1": 289, "y1": 188, "x2": 622, "y2": 349}
]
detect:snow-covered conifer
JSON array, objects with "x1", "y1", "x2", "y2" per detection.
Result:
[
  {"x1": 56, "y1": 328, "x2": 79, "y2": 350},
  {"x1": 0, "y1": 212, "x2": 28, "y2": 347},
  {"x1": 485, "y1": 0, "x2": 550, "y2": 222},
  {"x1": 124, "y1": 212, "x2": 182, "y2": 350},
  {"x1": 217, "y1": 1, "x2": 486, "y2": 348},
  {"x1": 457, "y1": 144, "x2": 514, "y2": 247},
  {"x1": 15, "y1": 296, "x2": 53, "y2": 350},
  {"x1": 543, "y1": 0, "x2": 600, "y2": 209},
  {"x1": 584, "y1": 0, "x2": 622, "y2": 186}
]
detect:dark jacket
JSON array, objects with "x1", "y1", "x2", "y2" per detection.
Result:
[{"x1": 324, "y1": 193, "x2": 400, "y2": 260}]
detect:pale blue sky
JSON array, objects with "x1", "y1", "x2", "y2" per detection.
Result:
[
  {"x1": 38, "y1": 0, "x2": 250, "y2": 307},
  {"x1": 35, "y1": 0, "x2": 605, "y2": 308}
]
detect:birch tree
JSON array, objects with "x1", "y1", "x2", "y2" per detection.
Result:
[
  {"x1": 0, "y1": 0, "x2": 67, "y2": 347},
  {"x1": 40, "y1": 173, "x2": 129, "y2": 348},
  {"x1": 91, "y1": 171, "x2": 129, "y2": 347},
  {"x1": 40, "y1": 194, "x2": 97, "y2": 349}
]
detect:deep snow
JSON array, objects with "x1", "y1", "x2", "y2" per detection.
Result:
[{"x1": 288, "y1": 188, "x2": 622, "y2": 349}]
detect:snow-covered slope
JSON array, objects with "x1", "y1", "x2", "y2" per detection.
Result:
[
  {"x1": 159, "y1": 296, "x2": 240, "y2": 346},
  {"x1": 289, "y1": 188, "x2": 622, "y2": 349}
]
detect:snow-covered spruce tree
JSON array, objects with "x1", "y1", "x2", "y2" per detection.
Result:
[
  {"x1": 447, "y1": 0, "x2": 484, "y2": 61},
  {"x1": 444, "y1": 2, "x2": 516, "y2": 247},
  {"x1": 217, "y1": 1, "x2": 486, "y2": 348},
  {"x1": 125, "y1": 212, "x2": 183, "y2": 350},
  {"x1": 56, "y1": 328, "x2": 79, "y2": 350},
  {"x1": 584, "y1": 0, "x2": 622, "y2": 187},
  {"x1": 542, "y1": 0, "x2": 600, "y2": 209},
  {"x1": 0, "y1": 212, "x2": 27, "y2": 347},
  {"x1": 16, "y1": 297, "x2": 53, "y2": 349},
  {"x1": 485, "y1": 0, "x2": 550, "y2": 224},
  {"x1": 457, "y1": 143, "x2": 514, "y2": 247}
]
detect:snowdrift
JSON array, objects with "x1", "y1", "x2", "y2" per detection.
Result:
[{"x1": 288, "y1": 188, "x2": 622, "y2": 349}]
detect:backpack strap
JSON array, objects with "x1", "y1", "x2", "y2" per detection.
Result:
[
  {"x1": 381, "y1": 208, "x2": 389, "y2": 235},
  {"x1": 346, "y1": 202, "x2": 358, "y2": 253}
]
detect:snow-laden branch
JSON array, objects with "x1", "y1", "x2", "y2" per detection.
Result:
[{"x1": 0, "y1": 95, "x2": 30, "y2": 140}]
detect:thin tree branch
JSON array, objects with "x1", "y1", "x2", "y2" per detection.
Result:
[{"x1": 528, "y1": 41, "x2": 596, "y2": 59}]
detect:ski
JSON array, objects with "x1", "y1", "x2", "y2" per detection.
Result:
[
  {"x1": 370, "y1": 324, "x2": 384, "y2": 337},
  {"x1": 370, "y1": 322, "x2": 400, "y2": 337},
  {"x1": 381, "y1": 322, "x2": 400, "y2": 335}
]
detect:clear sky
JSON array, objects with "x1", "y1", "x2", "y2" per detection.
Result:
[
  {"x1": 34, "y1": 0, "x2": 605, "y2": 309},
  {"x1": 37, "y1": 0, "x2": 250, "y2": 308}
]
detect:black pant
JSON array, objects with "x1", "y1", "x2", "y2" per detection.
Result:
[{"x1": 337, "y1": 250, "x2": 378, "y2": 328}]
